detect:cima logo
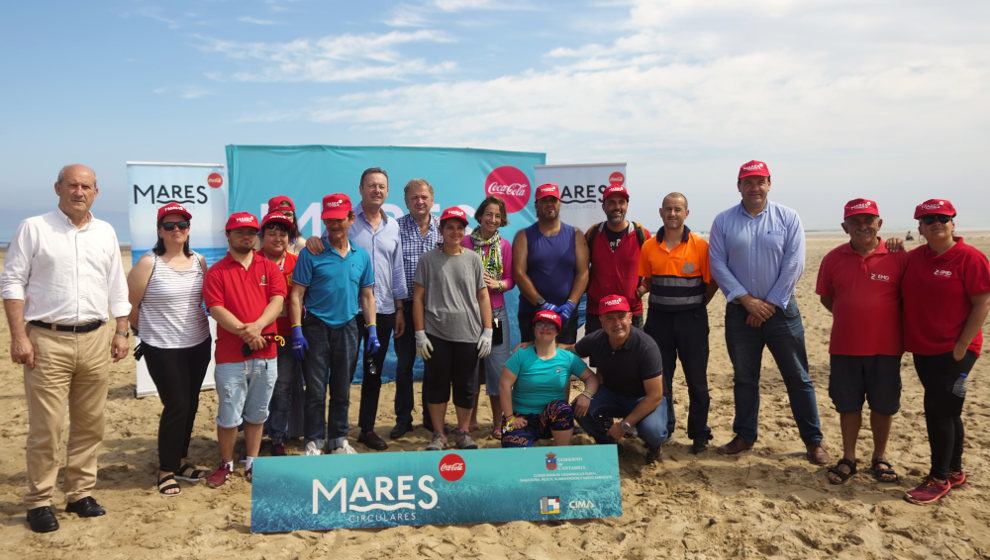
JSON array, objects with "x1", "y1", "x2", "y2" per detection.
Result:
[{"x1": 540, "y1": 496, "x2": 560, "y2": 515}]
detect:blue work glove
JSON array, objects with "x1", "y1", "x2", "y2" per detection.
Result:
[
  {"x1": 291, "y1": 325, "x2": 308, "y2": 361},
  {"x1": 539, "y1": 301, "x2": 556, "y2": 313},
  {"x1": 366, "y1": 324, "x2": 381, "y2": 355},
  {"x1": 558, "y1": 301, "x2": 576, "y2": 324}
]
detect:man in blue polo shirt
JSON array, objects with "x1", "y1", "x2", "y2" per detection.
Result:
[{"x1": 289, "y1": 193, "x2": 378, "y2": 455}]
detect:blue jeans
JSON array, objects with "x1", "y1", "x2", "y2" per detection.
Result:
[
  {"x1": 302, "y1": 317, "x2": 359, "y2": 451},
  {"x1": 575, "y1": 385, "x2": 669, "y2": 449},
  {"x1": 724, "y1": 299, "x2": 823, "y2": 445},
  {"x1": 214, "y1": 358, "x2": 277, "y2": 427},
  {"x1": 267, "y1": 343, "x2": 305, "y2": 445}
]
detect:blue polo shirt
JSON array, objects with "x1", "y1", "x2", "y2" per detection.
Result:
[{"x1": 293, "y1": 242, "x2": 374, "y2": 328}]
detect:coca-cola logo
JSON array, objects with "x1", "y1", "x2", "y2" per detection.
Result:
[
  {"x1": 485, "y1": 166, "x2": 530, "y2": 214},
  {"x1": 609, "y1": 171, "x2": 624, "y2": 185},
  {"x1": 438, "y1": 453, "x2": 466, "y2": 482},
  {"x1": 208, "y1": 173, "x2": 223, "y2": 188}
]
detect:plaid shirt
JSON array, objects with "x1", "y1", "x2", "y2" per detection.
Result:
[{"x1": 398, "y1": 213, "x2": 441, "y2": 301}]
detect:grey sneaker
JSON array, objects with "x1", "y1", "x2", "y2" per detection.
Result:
[
  {"x1": 426, "y1": 431, "x2": 446, "y2": 451},
  {"x1": 331, "y1": 441, "x2": 357, "y2": 455},
  {"x1": 455, "y1": 429, "x2": 478, "y2": 450},
  {"x1": 304, "y1": 441, "x2": 322, "y2": 456}
]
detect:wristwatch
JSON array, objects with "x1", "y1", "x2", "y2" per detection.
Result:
[
  {"x1": 536, "y1": 297, "x2": 546, "y2": 307},
  {"x1": 619, "y1": 420, "x2": 633, "y2": 432},
  {"x1": 115, "y1": 330, "x2": 130, "y2": 338}
]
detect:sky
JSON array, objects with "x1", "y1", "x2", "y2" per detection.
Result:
[{"x1": 2, "y1": 0, "x2": 989, "y2": 241}]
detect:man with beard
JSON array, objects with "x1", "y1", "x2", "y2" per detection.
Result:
[{"x1": 512, "y1": 184, "x2": 589, "y2": 348}]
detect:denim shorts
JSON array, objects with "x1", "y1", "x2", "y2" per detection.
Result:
[{"x1": 214, "y1": 358, "x2": 277, "y2": 427}]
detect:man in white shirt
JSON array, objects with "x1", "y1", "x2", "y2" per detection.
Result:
[{"x1": 1, "y1": 164, "x2": 131, "y2": 533}]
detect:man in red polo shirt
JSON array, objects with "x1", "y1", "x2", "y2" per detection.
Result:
[
  {"x1": 816, "y1": 199, "x2": 908, "y2": 485},
  {"x1": 203, "y1": 212, "x2": 287, "y2": 487}
]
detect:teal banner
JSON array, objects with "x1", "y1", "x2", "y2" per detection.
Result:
[{"x1": 250, "y1": 445, "x2": 621, "y2": 532}]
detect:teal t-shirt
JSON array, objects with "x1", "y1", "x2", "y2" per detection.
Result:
[
  {"x1": 293, "y1": 242, "x2": 374, "y2": 328},
  {"x1": 504, "y1": 346, "x2": 587, "y2": 414}
]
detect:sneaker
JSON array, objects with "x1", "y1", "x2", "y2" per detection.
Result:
[
  {"x1": 206, "y1": 462, "x2": 232, "y2": 488},
  {"x1": 455, "y1": 429, "x2": 478, "y2": 450},
  {"x1": 245, "y1": 468, "x2": 253, "y2": 483},
  {"x1": 426, "y1": 431, "x2": 446, "y2": 451},
  {"x1": 948, "y1": 471, "x2": 967, "y2": 488},
  {"x1": 905, "y1": 476, "x2": 952, "y2": 505},
  {"x1": 331, "y1": 441, "x2": 357, "y2": 455},
  {"x1": 304, "y1": 441, "x2": 322, "y2": 456},
  {"x1": 271, "y1": 442, "x2": 286, "y2": 457}
]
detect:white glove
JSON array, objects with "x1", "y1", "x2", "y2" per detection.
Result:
[
  {"x1": 477, "y1": 328, "x2": 493, "y2": 359},
  {"x1": 415, "y1": 330, "x2": 433, "y2": 360}
]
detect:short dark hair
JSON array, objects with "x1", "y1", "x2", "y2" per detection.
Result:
[
  {"x1": 474, "y1": 196, "x2": 509, "y2": 227},
  {"x1": 360, "y1": 167, "x2": 388, "y2": 187}
]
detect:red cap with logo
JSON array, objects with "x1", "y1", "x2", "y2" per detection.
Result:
[
  {"x1": 601, "y1": 184, "x2": 629, "y2": 201},
  {"x1": 440, "y1": 206, "x2": 469, "y2": 225},
  {"x1": 532, "y1": 309, "x2": 562, "y2": 330},
  {"x1": 261, "y1": 211, "x2": 293, "y2": 230},
  {"x1": 157, "y1": 202, "x2": 192, "y2": 222},
  {"x1": 843, "y1": 198, "x2": 880, "y2": 219},
  {"x1": 599, "y1": 294, "x2": 631, "y2": 313},
  {"x1": 738, "y1": 160, "x2": 770, "y2": 179},
  {"x1": 321, "y1": 193, "x2": 352, "y2": 220},
  {"x1": 225, "y1": 212, "x2": 259, "y2": 231},
  {"x1": 267, "y1": 195, "x2": 295, "y2": 214},
  {"x1": 913, "y1": 199, "x2": 956, "y2": 219},
  {"x1": 535, "y1": 183, "x2": 561, "y2": 200}
]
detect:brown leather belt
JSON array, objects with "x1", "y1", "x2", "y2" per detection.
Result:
[{"x1": 29, "y1": 320, "x2": 105, "y2": 333}]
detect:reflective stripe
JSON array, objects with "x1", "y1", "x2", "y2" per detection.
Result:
[
  {"x1": 649, "y1": 294, "x2": 705, "y2": 307},
  {"x1": 651, "y1": 275, "x2": 703, "y2": 288}
]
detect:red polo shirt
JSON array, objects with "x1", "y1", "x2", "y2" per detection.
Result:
[
  {"x1": 205, "y1": 252, "x2": 287, "y2": 364},
  {"x1": 902, "y1": 237, "x2": 990, "y2": 355},
  {"x1": 256, "y1": 250, "x2": 297, "y2": 337},
  {"x1": 815, "y1": 239, "x2": 908, "y2": 355}
]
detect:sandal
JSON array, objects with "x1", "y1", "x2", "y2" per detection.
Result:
[
  {"x1": 870, "y1": 458, "x2": 899, "y2": 483},
  {"x1": 157, "y1": 474, "x2": 181, "y2": 497},
  {"x1": 491, "y1": 425, "x2": 502, "y2": 440},
  {"x1": 826, "y1": 458, "x2": 857, "y2": 485},
  {"x1": 175, "y1": 463, "x2": 208, "y2": 482}
]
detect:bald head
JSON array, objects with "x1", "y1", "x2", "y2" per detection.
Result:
[
  {"x1": 662, "y1": 192, "x2": 687, "y2": 209},
  {"x1": 660, "y1": 192, "x2": 690, "y2": 232}
]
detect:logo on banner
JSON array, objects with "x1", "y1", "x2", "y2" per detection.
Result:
[
  {"x1": 312, "y1": 475, "x2": 439, "y2": 514},
  {"x1": 545, "y1": 453, "x2": 557, "y2": 471},
  {"x1": 609, "y1": 171, "x2": 624, "y2": 185},
  {"x1": 439, "y1": 454, "x2": 466, "y2": 481},
  {"x1": 133, "y1": 176, "x2": 215, "y2": 205},
  {"x1": 485, "y1": 166, "x2": 530, "y2": 213},
  {"x1": 208, "y1": 173, "x2": 224, "y2": 188},
  {"x1": 540, "y1": 496, "x2": 561, "y2": 515}
]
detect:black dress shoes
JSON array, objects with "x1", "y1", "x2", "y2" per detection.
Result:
[
  {"x1": 66, "y1": 496, "x2": 106, "y2": 517},
  {"x1": 358, "y1": 430, "x2": 388, "y2": 451},
  {"x1": 27, "y1": 506, "x2": 59, "y2": 533}
]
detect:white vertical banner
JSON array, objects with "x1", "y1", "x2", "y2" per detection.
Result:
[
  {"x1": 533, "y1": 163, "x2": 627, "y2": 231},
  {"x1": 126, "y1": 162, "x2": 229, "y2": 398}
]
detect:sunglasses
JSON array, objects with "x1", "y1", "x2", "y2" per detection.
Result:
[
  {"x1": 161, "y1": 221, "x2": 190, "y2": 231},
  {"x1": 920, "y1": 215, "x2": 952, "y2": 225}
]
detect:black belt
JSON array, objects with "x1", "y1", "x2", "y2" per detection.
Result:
[{"x1": 29, "y1": 320, "x2": 105, "y2": 333}]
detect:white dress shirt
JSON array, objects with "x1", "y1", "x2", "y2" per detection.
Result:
[{"x1": 1, "y1": 210, "x2": 131, "y2": 324}]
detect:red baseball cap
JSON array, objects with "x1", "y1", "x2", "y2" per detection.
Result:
[
  {"x1": 261, "y1": 211, "x2": 293, "y2": 230},
  {"x1": 267, "y1": 195, "x2": 295, "y2": 214},
  {"x1": 225, "y1": 212, "x2": 259, "y2": 231},
  {"x1": 738, "y1": 160, "x2": 770, "y2": 179},
  {"x1": 440, "y1": 206, "x2": 469, "y2": 226},
  {"x1": 157, "y1": 202, "x2": 192, "y2": 222},
  {"x1": 599, "y1": 294, "x2": 631, "y2": 313},
  {"x1": 914, "y1": 199, "x2": 956, "y2": 219},
  {"x1": 601, "y1": 184, "x2": 629, "y2": 201},
  {"x1": 321, "y1": 193, "x2": 352, "y2": 220},
  {"x1": 532, "y1": 309, "x2": 562, "y2": 330},
  {"x1": 843, "y1": 198, "x2": 880, "y2": 219},
  {"x1": 535, "y1": 183, "x2": 560, "y2": 200}
]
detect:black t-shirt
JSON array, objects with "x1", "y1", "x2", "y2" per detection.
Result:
[
  {"x1": 574, "y1": 328, "x2": 662, "y2": 398},
  {"x1": 603, "y1": 226, "x2": 624, "y2": 251}
]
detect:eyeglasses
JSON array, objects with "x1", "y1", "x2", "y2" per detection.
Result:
[
  {"x1": 161, "y1": 221, "x2": 190, "y2": 231},
  {"x1": 534, "y1": 322, "x2": 558, "y2": 330},
  {"x1": 920, "y1": 215, "x2": 952, "y2": 225}
]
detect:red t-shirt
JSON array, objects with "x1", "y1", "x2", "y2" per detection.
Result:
[
  {"x1": 256, "y1": 250, "x2": 297, "y2": 337},
  {"x1": 902, "y1": 237, "x2": 990, "y2": 355},
  {"x1": 815, "y1": 240, "x2": 908, "y2": 355},
  {"x1": 586, "y1": 223, "x2": 651, "y2": 314},
  {"x1": 204, "y1": 252, "x2": 288, "y2": 364}
]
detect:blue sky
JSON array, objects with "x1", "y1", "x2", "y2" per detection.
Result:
[{"x1": 3, "y1": 0, "x2": 989, "y2": 241}]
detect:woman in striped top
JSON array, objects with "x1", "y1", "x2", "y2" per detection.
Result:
[{"x1": 127, "y1": 203, "x2": 212, "y2": 497}]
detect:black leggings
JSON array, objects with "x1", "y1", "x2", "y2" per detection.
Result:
[
  {"x1": 913, "y1": 350, "x2": 977, "y2": 480},
  {"x1": 144, "y1": 337, "x2": 212, "y2": 472},
  {"x1": 424, "y1": 335, "x2": 478, "y2": 409}
]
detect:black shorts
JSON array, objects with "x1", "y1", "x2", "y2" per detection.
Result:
[
  {"x1": 828, "y1": 354, "x2": 902, "y2": 415},
  {"x1": 518, "y1": 309, "x2": 579, "y2": 345}
]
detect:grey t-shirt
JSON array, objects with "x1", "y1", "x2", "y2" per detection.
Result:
[{"x1": 414, "y1": 248, "x2": 485, "y2": 343}]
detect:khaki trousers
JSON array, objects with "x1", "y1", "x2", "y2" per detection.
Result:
[{"x1": 23, "y1": 324, "x2": 109, "y2": 508}]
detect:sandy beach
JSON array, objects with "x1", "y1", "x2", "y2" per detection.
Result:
[{"x1": 2, "y1": 234, "x2": 989, "y2": 559}]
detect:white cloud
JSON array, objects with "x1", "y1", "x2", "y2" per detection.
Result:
[{"x1": 238, "y1": 16, "x2": 280, "y2": 26}]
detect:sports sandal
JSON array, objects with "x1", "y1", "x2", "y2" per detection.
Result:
[
  {"x1": 157, "y1": 474, "x2": 181, "y2": 497},
  {"x1": 826, "y1": 458, "x2": 857, "y2": 485},
  {"x1": 870, "y1": 458, "x2": 899, "y2": 483},
  {"x1": 175, "y1": 463, "x2": 208, "y2": 482}
]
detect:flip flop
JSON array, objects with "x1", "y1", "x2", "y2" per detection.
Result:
[
  {"x1": 826, "y1": 458, "x2": 857, "y2": 485},
  {"x1": 158, "y1": 474, "x2": 181, "y2": 497},
  {"x1": 870, "y1": 458, "x2": 899, "y2": 483},
  {"x1": 175, "y1": 463, "x2": 208, "y2": 482}
]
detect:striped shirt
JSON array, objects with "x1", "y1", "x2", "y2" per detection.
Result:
[{"x1": 138, "y1": 252, "x2": 210, "y2": 349}]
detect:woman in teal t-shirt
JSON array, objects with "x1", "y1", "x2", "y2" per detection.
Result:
[{"x1": 499, "y1": 310, "x2": 599, "y2": 447}]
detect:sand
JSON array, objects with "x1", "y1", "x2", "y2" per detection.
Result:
[{"x1": 2, "y1": 234, "x2": 989, "y2": 560}]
